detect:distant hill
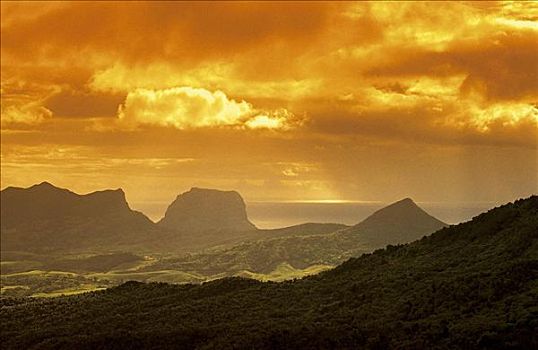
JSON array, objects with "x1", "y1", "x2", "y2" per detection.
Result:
[
  {"x1": 345, "y1": 197, "x2": 448, "y2": 247},
  {"x1": 143, "y1": 199, "x2": 446, "y2": 276},
  {"x1": 156, "y1": 188, "x2": 353, "y2": 252},
  {"x1": 0, "y1": 182, "x2": 159, "y2": 253},
  {"x1": 2, "y1": 196, "x2": 536, "y2": 349}
]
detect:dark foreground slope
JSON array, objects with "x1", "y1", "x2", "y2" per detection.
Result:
[{"x1": 1, "y1": 196, "x2": 537, "y2": 349}]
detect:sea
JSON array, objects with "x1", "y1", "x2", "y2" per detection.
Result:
[{"x1": 246, "y1": 202, "x2": 495, "y2": 229}]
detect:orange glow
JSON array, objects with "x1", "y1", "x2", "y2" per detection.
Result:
[{"x1": 1, "y1": 1, "x2": 536, "y2": 211}]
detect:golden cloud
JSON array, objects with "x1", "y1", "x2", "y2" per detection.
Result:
[
  {"x1": 117, "y1": 87, "x2": 301, "y2": 130},
  {"x1": 0, "y1": 78, "x2": 54, "y2": 127},
  {"x1": 0, "y1": 101, "x2": 52, "y2": 126}
]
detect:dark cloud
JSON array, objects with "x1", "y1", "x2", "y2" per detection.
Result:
[
  {"x1": 367, "y1": 30, "x2": 538, "y2": 102},
  {"x1": 1, "y1": 2, "x2": 536, "y2": 204},
  {"x1": 1, "y1": 2, "x2": 336, "y2": 64},
  {"x1": 306, "y1": 101, "x2": 537, "y2": 149},
  {"x1": 45, "y1": 91, "x2": 124, "y2": 118}
]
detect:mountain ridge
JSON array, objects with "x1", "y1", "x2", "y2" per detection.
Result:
[
  {"x1": 2, "y1": 196, "x2": 535, "y2": 349},
  {"x1": 0, "y1": 182, "x2": 158, "y2": 252},
  {"x1": 1, "y1": 183, "x2": 358, "y2": 254}
]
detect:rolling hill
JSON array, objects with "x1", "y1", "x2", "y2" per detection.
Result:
[
  {"x1": 1, "y1": 196, "x2": 536, "y2": 349},
  {"x1": 145, "y1": 198, "x2": 446, "y2": 276}
]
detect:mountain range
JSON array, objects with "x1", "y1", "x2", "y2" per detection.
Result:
[
  {"x1": 0, "y1": 182, "x2": 446, "y2": 256},
  {"x1": 0, "y1": 183, "x2": 259, "y2": 253},
  {"x1": 2, "y1": 196, "x2": 536, "y2": 349},
  {"x1": 144, "y1": 198, "x2": 448, "y2": 277}
]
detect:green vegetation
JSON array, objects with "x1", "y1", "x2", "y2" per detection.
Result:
[
  {"x1": 41, "y1": 252, "x2": 143, "y2": 273},
  {"x1": 1, "y1": 252, "x2": 329, "y2": 297},
  {"x1": 2, "y1": 183, "x2": 446, "y2": 296},
  {"x1": 0, "y1": 270, "x2": 112, "y2": 297},
  {"x1": 0, "y1": 260, "x2": 43, "y2": 275},
  {"x1": 237, "y1": 263, "x2": 333, "y2": 282},
  {"x1": 144, "y1": 231, "x2": 370, "y2": 276},
  {"x1": 0, "y1": 253, "x2": 144, "y2": 297},
  {"x1": 1, "y1": 196, "x2": 536, "y2": 349},
  {"x1": 142, "y1": 198, "x2": 445, "y2": 277}
]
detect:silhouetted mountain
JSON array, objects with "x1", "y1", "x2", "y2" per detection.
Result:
[
  {"x1": 153, "y1": 188, "x2": 261, "y2": 251},
  {"x1": 345, "y1": 197, "x2": 448, "y2": 247},
  {"x1": 143, "y1": 199, "x2": 446, "y2": 277},
  {"x1": 2, "y1": 196, "x2": 536, "y2": 349},
  {"x1": 0, "y1": 182, "x2": 158, "y2": 252},
  {"x1": 159, "y1": 187, "x2": 256, "y2": 233},
  {"x1": 2, "y1": 182, "x2": 130, "y2": 227},
  {"x1": 0, "y1": 183, "x2": 348, "y2": 255}
]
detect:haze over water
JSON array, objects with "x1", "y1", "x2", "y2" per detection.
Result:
[
  {"x1": 248, "y1": 202, "x2": 494, "y2": 229},
  {"x1": 133, "y1": 200, "x2": 494, "y2": 229}
]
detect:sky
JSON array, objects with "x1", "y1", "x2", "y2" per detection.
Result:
[{"x1": 1, "y1": 1, "x2": 537, "y2": 219}]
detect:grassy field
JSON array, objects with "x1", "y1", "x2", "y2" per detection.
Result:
[
  {"x1": 237, "y1": 263, "x2": 333, "y2": 282},
  {"x1": 31, "y1": 284, "x2": 107, "y2": 298},
  {"x1": 1, "y1": 255, "x2": 333, "y2": 297},
  {"x1": 1, "y1": 224, "x2": 363, "y2": 297}
]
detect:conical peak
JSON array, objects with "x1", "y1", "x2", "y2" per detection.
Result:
[
  {"x1": 363, "y1": 197, "x2": 427, "y2": 221},
  {"x1": 386, "y1": 197, "x2": 419, "y2": 209},
  {"x1": 353, "y1": 197, "x2": 448, "y2": 231}
]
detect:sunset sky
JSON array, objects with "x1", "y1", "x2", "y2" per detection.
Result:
[{"x1": 1, "y1": 1, "x2": 537, "y2": 218}]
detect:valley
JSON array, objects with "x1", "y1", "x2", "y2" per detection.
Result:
[{"x1": 1, "y1": 183, "x2": 446, "y2": 297}]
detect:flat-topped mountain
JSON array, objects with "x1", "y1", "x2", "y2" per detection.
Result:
[
  {"x1": 0, "y1": 182, "x2": 158, "y2": 252},
  {"x1": 158, "y1": 187, "x2": 256, "y2": 233},
  {"x1": 345, "y1": 197, "x2": 448, "y2": 247}
]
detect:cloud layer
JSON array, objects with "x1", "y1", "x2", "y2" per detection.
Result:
[{"x1": 1, "y1": 1, "x2": 536, "y2": 205}]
